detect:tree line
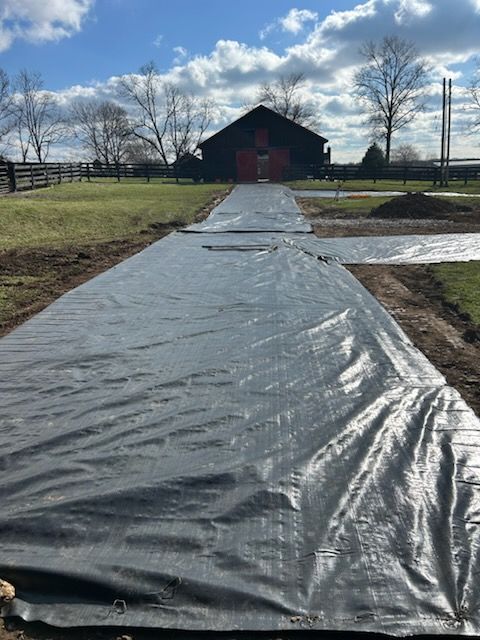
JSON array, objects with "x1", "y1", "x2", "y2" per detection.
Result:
[
  {"x1": 0, "y1": 64, "x2": 216, "y2": 165},
  {"x1": 0, "y1": 37, "x2": 479, "y2": 165}
]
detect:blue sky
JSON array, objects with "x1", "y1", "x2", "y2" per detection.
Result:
[
  {"x1": 1, "y1": 1, "x2": 355, "y2": 89},
  {"x1": 1, "y1": 0, "x2": 480, "y2": 161}
]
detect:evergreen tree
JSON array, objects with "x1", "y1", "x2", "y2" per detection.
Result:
[{"x1": 360, "y1": 143, "x2": 385, "y2": 176}]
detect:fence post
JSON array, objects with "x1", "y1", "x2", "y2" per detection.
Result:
[
  {"x1": 146, "y1": 164, "x2": 150, "y2": 183},
  {"x1": 403, "y1": 166, "x2": 408, "y2": 185},
  {"x1": 70, "y1": 163, "x2": 73, "y2": 182},
  {"x1": 46, "y1": 164, "x2": 50, "y2": 187},
  {"x1": 87, "y1": 163, "x2": 91, "y2": 182},
  {"x1": 30, "y1": 165, "x2": 34, "y2": 190},
  {"x1": 58, "y1": 163, "x2": 62, "y2": 184},
  {"x1": 7, "y1": 162, "x2": 17, "y2": 192},
  {"x1": 116, "y1": 163, "x2": 120, "y2": 182}
]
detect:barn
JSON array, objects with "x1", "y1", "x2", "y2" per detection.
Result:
[{"x1": 199, "y1": 104, "x2": 330, "y2": 183}]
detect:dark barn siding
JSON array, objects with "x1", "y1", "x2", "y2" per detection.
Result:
[{"x1": 200, "y1": 105, "x2": 328, "y2": 182}]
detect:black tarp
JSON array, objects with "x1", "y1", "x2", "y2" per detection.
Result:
[
  {"x1": 1, "y1": 185, "x2": 480, "y2": 636},
  {"x1": 289, "y1": 233, "x2": 480, "y2": 264}
]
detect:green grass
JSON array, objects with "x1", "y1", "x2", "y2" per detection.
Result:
[
  {"x1": 0, "y1": 181, "x2": 229, "y2": 251},
  {"x1": 431, "y1": 262, "x2": 480, "y2": 325},
  {"x1": 286, "y1": 179, "x2": 480, "y2": 194}
]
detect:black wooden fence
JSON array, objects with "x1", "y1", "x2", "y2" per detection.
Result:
[
  {"x1": 1, "y1": 162, "x2": 83, "y2": 193},
  {"x1": 82, "y1": 162, "x2": 203, "y2": 181},
  {"x1": 0, "y1": 161, "x2": 202, "y2": 193},
  {"x1": 1, "y1": 160, "x2": 479, "y2": 194},
  {"x1": 283, "y1": 163, "x2": 480, "y2": 185}
]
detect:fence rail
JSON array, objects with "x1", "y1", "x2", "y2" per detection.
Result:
[{"x1": 0, "y1": 160, "x2": 479, "y2": 194}]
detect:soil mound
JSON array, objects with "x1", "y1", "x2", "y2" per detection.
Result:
[{"x1": 370, "y1": 192, "x2": 472, "y2": 219}]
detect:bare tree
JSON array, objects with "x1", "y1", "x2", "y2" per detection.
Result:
[
  {"x1": 353, "y1": 36, "x2": 428, "y2": 163},
  {"x1": 15, "y1": 116, "x2": 30, "y2": 162},
  {"x1": 120, "y1": 62, "x2": 213, "y2": 165},
  {"x1": 391, "y1": 143, "x2": 421, "y2": 165},
  {"x1": 0, "y1": 69, "x2": 13, "y2": 150},
  {"x1": 14, "y1": 70, "x2": 66, "y2": 162},
  {"x1": 165, "y1": 84, "x2": 214, "y2": 163},
  {"x1": 469, "y1": 62, "x2": 480, "y2": 134},
  {"x1": 256, "y1": 73, "x2": 316, "y2": 127},
  {"x1": 71, "y1": 100, "x2": 132, "y2": 163}
]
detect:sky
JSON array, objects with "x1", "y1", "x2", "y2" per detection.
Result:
[{"x1": 1, "y1": 0, "x2": 480, "y2": 162}]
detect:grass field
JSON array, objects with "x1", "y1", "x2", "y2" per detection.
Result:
[
  {"x1": 286, "y1": 179, "x2": 480, "y2": 194},
  {"x1": 432, "y1": 262, "x2": 480, "y2": 325},
  {"x1": 0, "y1": 181, "x2": 229, "y2": 251}
]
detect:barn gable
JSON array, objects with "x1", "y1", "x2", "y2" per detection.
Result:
[{"x1": 199, "y1": 105, "x2": 330, "y2": 182}]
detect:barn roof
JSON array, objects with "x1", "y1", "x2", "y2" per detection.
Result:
[{"x1": 199, "y1": 104, "x2": 328, "y2": 148}]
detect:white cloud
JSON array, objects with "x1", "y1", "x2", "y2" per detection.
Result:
[
  {"x1": 280, "y1": 8, "x2": 318, "y2": 34},
  {"x1": 153, "y1": 34, "x2": 163, "y2": 47},
  {"x1": 172, "y1": 45, "x2": 188, "y2": 65},
  {"x1": 260, "y1": 7, "x2": 317, "y2": 40},
  {"x1": 0, "y1": 0, "x2": 94, "y2": 51},
  {"x1": 394, "y1": 0, "x2": 433, "y2": 24}
]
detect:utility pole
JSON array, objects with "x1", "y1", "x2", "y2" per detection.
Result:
[
  {"x1": 439, "y1": 77, "x2": 452, "y2": 187},
  {"x1": 445, "y1": 78, "x2": 452, "y2": 186},
  {"x1": 440, "y1": 78, "x2": 446, "y2": 187}
]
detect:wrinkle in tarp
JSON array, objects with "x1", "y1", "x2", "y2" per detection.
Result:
[{"x1": 1, "y1": 185, "x2": 480, "y2": 636}]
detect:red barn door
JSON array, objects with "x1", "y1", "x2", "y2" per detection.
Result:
[
  {"x1": 236, "y1": 150, "x2": 257, "y2": 182},
  {"x1": 268, "y1": 148, "x2": 290, "y2": 182}
]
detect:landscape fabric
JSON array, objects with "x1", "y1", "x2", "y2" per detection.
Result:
[{"x1": 1, "y1": 185, "x2": 480, "y2": 636}]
